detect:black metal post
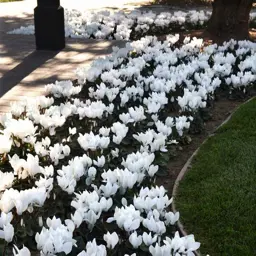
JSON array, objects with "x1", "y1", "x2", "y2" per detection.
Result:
[{"x1": 34, "y1": 0, "x2": 65, "y2": 50}]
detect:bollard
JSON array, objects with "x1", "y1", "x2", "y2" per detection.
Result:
[{"x1": 34, "y1": 0, "x2": 65, "y2": 50}]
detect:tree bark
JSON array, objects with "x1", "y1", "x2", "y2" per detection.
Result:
[{"x1": 206, "y1": 0, "x2": 253, "y2": 41}]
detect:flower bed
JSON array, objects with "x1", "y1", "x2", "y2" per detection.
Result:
[
  {"x1": 8, "y1": 9, "x2": 256, "y2": 40},
  {"x1": 0, "y1": 36, "x2": 256, "y2": 255}
]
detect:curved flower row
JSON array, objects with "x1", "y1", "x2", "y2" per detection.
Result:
[
  {"x1": 0, "y1": 36, "x2": 255, "y2": 255},
  {"x1": 8, "y1": 9, "x2": 256, "y2": 40}
]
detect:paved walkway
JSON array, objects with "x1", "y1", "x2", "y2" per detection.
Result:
[{"x1": 0, "y1": 35, "x2": 126, "y2": 114}]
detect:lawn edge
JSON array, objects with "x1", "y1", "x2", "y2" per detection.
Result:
[{"x1": 171, "y1": 96, "x2": 256, "y2": 256}]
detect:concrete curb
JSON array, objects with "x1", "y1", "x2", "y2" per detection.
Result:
[{"x1": 171, "y1": 96, "x2": 256, "y2": 256}]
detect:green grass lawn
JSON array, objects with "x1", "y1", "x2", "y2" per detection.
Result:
[
  {"x1": 175, "y1": 98, "x2": 256, "y2": 256},
  {"x1": 0, "y1": 0, "x2": 22, "y2": 2}
]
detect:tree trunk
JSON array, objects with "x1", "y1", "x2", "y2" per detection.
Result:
[{"x1": 206, "y1": 0, "x2": 253, "y2": 41}]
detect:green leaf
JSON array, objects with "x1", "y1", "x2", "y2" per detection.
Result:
[
  {"x1": 0, "y1": 241, "x2": 5, "y2": 256},
  {"x1": 156, "y1": 167, "x2": 169, "y2": 177},
  {"x1": 73, "y1": 236, "x2": 86, "y2": 251},
  {"x1": 140, "y1": 243, "x2": 149, "y2": 252}
]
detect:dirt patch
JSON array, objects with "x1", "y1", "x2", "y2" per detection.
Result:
[{"x1": 156, "y1": 91, "x2": 256, "y2": 194}]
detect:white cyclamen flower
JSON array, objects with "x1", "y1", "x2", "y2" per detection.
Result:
[
  {"x1": 13, "y1": 245, "x2": 31, "y2": 256},
  {"x1": 0, "y1": 212, "x2": 14, "y2": 242},
  {"x1": 77, "y1": 239, "x2": 107, "y2": 256},
  {"x1": 35, "y1": 217, "x2": 76, "y2": 255},
  {"x1": 0, "y1": 134, "x2": 12, "y2": 154},
  {"x1": 103, "y1": 231, "x2": 119, "y2": 249},
  {"x1": 129, "y1": 231, "x2": 142, "y2": 249},
  {"x1": 0, "y1": 171, "x2": 14, "y2": 191},
  {"x1": 142, "y1": 232, "x2": 158, "y2": 246}
]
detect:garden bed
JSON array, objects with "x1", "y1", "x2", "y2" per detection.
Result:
[
  {"x1": 8, "y1": 9, "x2": 256, "y2": 40},
  {"x1": 0, "y1": 36, "x2": 256, "y2": 255}
]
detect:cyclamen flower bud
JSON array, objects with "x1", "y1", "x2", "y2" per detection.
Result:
[{"x1": 38, "y1": 216, "x2": 43, "y2": 227}]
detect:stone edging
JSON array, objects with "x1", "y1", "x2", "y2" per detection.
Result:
[{"x1": 171, "y1": 96, "x2": 255, "y2": 256}]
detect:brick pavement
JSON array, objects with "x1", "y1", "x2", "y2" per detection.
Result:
[{"x1": 0, "y1": 33, "x2": 126, "y2": 114}]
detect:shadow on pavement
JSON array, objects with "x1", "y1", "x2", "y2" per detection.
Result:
[{"x1": 0, "y1": 50, "x2": 59, "y2": 97}]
